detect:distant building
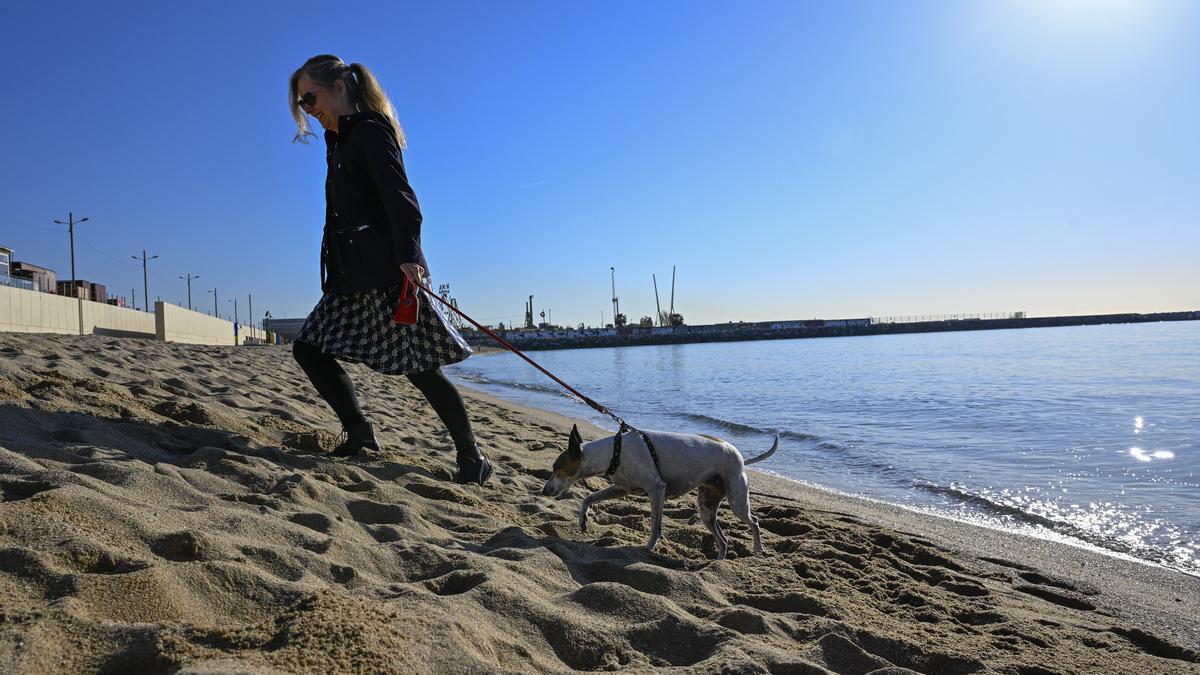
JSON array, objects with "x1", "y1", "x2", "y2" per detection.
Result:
[
  {"x1": 11, "y1": 261, "x2": 56, "y2": 293},
  {"x1": 57, "y1": 280, "x2": 84, "y2": 299},
  {"x1": 0, "y1": 246, "x2": 35, "y2": 291},
  {"x1": 57, "y1": 279, "x2": 105, "y2": 301},
  {"x1": 264, "y1": 317, "x2": 307, "y2": 342}
]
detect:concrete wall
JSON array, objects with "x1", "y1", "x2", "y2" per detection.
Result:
[
  {"x1": 0, "y1": 283, "x2": 156, "y2": 337},
  {"x1": 155, "y1": 301, "x2": 237, "y2": 345}
]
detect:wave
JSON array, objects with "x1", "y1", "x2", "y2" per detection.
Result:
[
  {"x1": 914, "y1": 482, "x2": 1064, "y2": 531},
  {"x1": 672, "y1": 412, "x2": 908, "y2": 478},
  {"x1": 674, "y1": 412, "x2": 821, "y2": 443},
  {"x1": 452, "y1": 372, "x2": 583, "y2": 402},
  {"x1": 913, "y1": 482, "x2": 1197, "y2": 576}
]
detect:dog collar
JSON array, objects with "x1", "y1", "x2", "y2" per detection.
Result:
[{"x1": 604, "y1": 423, "x2": 663, "y2": 479}]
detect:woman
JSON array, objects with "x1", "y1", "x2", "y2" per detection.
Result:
[{"x1": 287, "y1": 54, "x2": 491, "y2": 485}]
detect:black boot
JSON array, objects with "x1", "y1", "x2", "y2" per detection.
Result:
[
  {"x1": 454, "y1": 445, "x2": 493, "y2": 485},
  {"x1": 328, "y1": 421, "x2": 381, "y2": 459}
]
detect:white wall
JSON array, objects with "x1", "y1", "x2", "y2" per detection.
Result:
[
  {"x1": 155, "y1": 301, "x2": 236, "y2": 345},
  {"x1": 0, "y1": 284, "x2": 156, "y2": 337}
]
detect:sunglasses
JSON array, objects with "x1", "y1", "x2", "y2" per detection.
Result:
[{"x1": 296, "y1": 88, "x2": 320, "y2": 109}]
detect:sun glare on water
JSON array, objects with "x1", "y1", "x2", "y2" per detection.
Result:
[{"x1": 1130, "y1": 447, "x2": 1176, "y2": 463}]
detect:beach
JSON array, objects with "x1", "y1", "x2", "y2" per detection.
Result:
[{"x1": 1, "y1": 334, "x2": 1197, "y2": 673}]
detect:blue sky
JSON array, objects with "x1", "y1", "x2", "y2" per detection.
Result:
[{"x1": 2, "y1": 1, "x2": 1197, "y2": 327}]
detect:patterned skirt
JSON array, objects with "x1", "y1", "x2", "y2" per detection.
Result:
[{"x1": 296, "y1": 282, "x2": 472, "y2": 375}]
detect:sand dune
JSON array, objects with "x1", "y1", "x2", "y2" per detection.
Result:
[{"x1": 0, "y1": 334, "x2": 1197, "y2": 673}]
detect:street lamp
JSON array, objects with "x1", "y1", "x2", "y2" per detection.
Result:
[
  {"x1": 228, "y1": 298, "x2": 239, "y2": 344},
  {"x1": 208, "y1": 288, "x2": 218, "y2": 317},
  {"x1": 131, "y1": 250, "x2": 158, "y2": 312},
  {"x1": 179, "y1": 273, "x2": 199, "y2": 310},
  {"x1": 53, "y1": 212, "x2": 90, "y2": 335}
]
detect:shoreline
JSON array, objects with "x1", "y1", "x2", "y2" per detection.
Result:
[
  {"x1": 460, "y1": 383, "x2": 1200, "y2": 652},
  {"x1": 449, "y1": 364, "x2": 1199, "y2": 581},
  {"x1": 2, "y1": 334, "x2": 1197, "y2": 671}
]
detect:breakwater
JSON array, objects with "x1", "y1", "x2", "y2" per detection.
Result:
[{"x1": 460, "y1": 310, "x2": 1200, "y2": 351}]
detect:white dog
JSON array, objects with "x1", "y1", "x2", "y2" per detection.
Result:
[{"x1": 541, "y1": 424, "x2": 779, "y2": 559}]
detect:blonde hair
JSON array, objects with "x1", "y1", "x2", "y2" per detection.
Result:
[{"x1": 289, "y1": 54, "x2": 408, "y2": 148}]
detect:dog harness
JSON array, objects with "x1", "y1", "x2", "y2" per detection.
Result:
[{"x1": 605, "y1": 423, "x2": 663, "y2": 478}]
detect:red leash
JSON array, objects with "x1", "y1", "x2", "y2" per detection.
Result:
[{"x1": 410, "y1": 280, "x2": 627, "y2": 427}]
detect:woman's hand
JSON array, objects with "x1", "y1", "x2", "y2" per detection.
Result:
[{"x1": 400, "y1": 263, "x2": 425, "y2": 286}]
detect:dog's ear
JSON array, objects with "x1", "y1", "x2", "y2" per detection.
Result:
[{"x1": 568, "y1": 424, "x2": 582, "y2": 456}]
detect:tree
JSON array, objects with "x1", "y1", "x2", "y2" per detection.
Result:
[
  {"x1": 668, "y1": 313, "x2": 684, "y2": 326},
  {"x1": 614, "y1": 313, "x2": 628, "y2": 327},
  {"x1": 638, "y1": 315, "x2": 653, "y2": 327}
]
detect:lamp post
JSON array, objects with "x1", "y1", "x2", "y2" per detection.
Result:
[
  {"x1": 131, "y1": 250, "x2": 158, "y2": 312},
  {"x1": 53, "y1": 212, "x2": 90, "y2": 335},
  {"x1": 228, "y1": 298, "x2": 239, "y2": 345},
  {"x1": 208, "y1": 288, "x2": 218, "y2": 317},
  {"x1": 179, "y1": 273, "x2": 199, "y2": 310}
]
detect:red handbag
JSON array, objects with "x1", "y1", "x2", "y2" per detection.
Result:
[{"x1": 393, "y1": 277, "x2": 420, "y2": 325}]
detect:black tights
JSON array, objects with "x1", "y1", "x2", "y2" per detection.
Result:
[{"x1": 292, "y1": 341, "x2": 476, "y2": 453}]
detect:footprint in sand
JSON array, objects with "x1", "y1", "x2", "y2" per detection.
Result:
[
  {"x1": 365, "y1": 524, "x2": 404, "y2": 543},
  {"x1": 423, "y1": 569, "x2": 488, "y2": 596},
  {"x1": 758, "y1": 518, "x2": 813, "y2": 538},
  {"x1": 625, "y1": 614, "x2": 727, "y2": 668},
  {"x1": 935, "y1": 579, "x2": 991, "y2": 598},
  {"x1": 403, "y1": 481, "x2": 484, "y2": 506},
  {"x1": 153, "y1": 401, "x2": 215, "y2": 425},
  {"x1": 730, "y1": 590, "x2": 836, "y2": 617},
  {"x1": 289, "y1": 512, "x2": 335, "y2": 534},
  {"x1": 330, "y1": 564, "x2": 357, "y2": 584},
  {"x1": 0, "y1": 479, "x2": 57, "y2": 502},
  {"x1": 346, "y1": 499, "x2": 415, "y2": 526},
  {"x1": 57, "y1": 539, "x2": 152, "y2": 575},
  {"x1": 1013, "y1": 583, "x2": 1096, "y2": 611},
  {"x1": 151, "y1": 531, "x2": 210, "y2": 561}
]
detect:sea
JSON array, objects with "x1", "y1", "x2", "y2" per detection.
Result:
[{"x1": 446, "y1": 320, "x2": 1200, "y2": 576}]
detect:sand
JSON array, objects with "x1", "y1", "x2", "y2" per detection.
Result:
[{"x1": 0, "y1": 333, "x2": 1197, "y2": 674}]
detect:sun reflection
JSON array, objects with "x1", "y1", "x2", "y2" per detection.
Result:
[
  {"x1": 1130, "y1": 447, "x2": 1175, "y2": 462},
  {"x1": 1134, "y1": 416, "x2": 1143, "y2": 432}
]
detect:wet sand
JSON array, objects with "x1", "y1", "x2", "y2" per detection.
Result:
[{"x1": 0, "y1": 334, "x2": 1197, "y2": 673}]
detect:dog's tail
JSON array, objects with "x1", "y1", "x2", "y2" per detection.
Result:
[{"x1": 744, "y1": 434, "x2": 780, "y2": 465}]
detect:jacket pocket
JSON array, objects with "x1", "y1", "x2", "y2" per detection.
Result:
[{"x1": 333, "y1": 223, "x2": 393, "y2": 283}]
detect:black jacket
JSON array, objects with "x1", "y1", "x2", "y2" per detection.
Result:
[{"x1": 321, "y1": 110, "x2": 428, "y2": 294}]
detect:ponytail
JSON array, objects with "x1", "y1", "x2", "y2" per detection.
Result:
[
  {"x1": 288, "y1": 55, "x2": 408, "y2": 148},
  {"x1": 348, "y1": 62, "x2": 408, "y2": 149}
]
